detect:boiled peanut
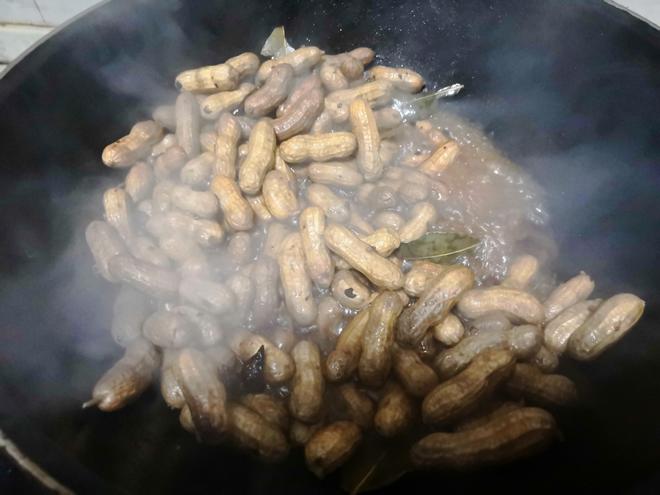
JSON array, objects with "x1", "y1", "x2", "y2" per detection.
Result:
[
  {"x1": 360, "y1": 228, "x2": 400, "y2": 257},
  {"x1": 240, "y1": 394, "x2": 289, "y2": 431},
  {"x1": 161, "y1": 349, "x2": 185, "y2": 409},
  {"x1": 170, "y1": 184, "x2": 218, "y2": 219},
  {"x1": 225, "y1": 52, "x2": 260, "y2": 79},
  {"x1": 230, "y1": 332, "x2": 295, "y2": 385},
  {"x1": 299, "y1": 206, "x2": 334, "y2": 289},
  {"x1": 415, "y1": 120, "x2": 449, "y2": 146},
  {"x1": 245, "y1": 64, "x2": 294, "y2": 117},
  {"x1": 434, "y1": 325, "x2": 542, "y2": 378},
  {"x1": 211, "y1": 176, "x2": 254, "y2": 231},
  {"x1": 277, "y1": 233, "x2": 317, "y2": 326},
  {"x1": 276, "y1": 73, "x2": 322, "y2": 117},
  {"x1": 305, "y1": 421, "x2": 362, "y2": 478},
  {"x1": 102, "y1": 120, "x2": 163, "y2": 168},
  {"x1": 227, "y1": 403, "x2": 289, "y2": 460},
  {"x1": 213, "y1": 112, "x2": 241, "y2": 178},
  {"x1": 349, "y1": 209, "x2": 375, "y2": 235},
  {"x1": 544, "y1": 299, "x2": 601, "y2": 354},
  {"x1": 290, "y1": 420, "x2": 324, "y2": 447},
  {"x1": 154, "y1": 145, "x2": 187, "y2": 179},
  {"x1": 226, "y1": 272, "x2": 255, "y2": 323},
  {"x1": 173, "y1": 305, "x2": 223, "y2": 347},
  {"x1": 263, "y1": 222, "x2": 289, "y2": 259},
  {"x1": 401, "y1": 150, "x2": 431, "y2": 168},
  {"x1": 179, "y1": 277, "x2": 236, "y2": 315},
  {"x1": 85, "y1": 338, "x2": 160, "y2": 411},
  {"x1": 348, "y1": 47, "x2": 375, "y2": 65},
  {"x1": 306, "y1": 184, "x2": 350, "y2": 223},
  {"x1": 175, "y1": 63, "x2": 239, "y2": 93},
  {"x1": 201, "y1": 82, "x2": 255, "y2": 119},
  {"x1": 325, "y1": 307, "x2": 371, "y2": 382},
  {"x1": 129, "y1": 236, "x2": 171, "y2": 268},
  {"x1": 256, "y1": 46, "x2": 324, "y2": 83},
  {"x1": 151, "y1": 133, "x2": 177, "y2": 156},
  {"x1": 308, "y1": 161, "x2": 363, "y2": 188},
  {"x1": 366, "y1": 184, "x2": 398, "y2": 210},
  {"x1": 370, "y1": 65, "x2": 424, "y2": 92},
  {"x1": 392, "y1": 345, "x2": 439, "y2": 397},
  {"x1": 247, "y1": 194, "x2": 274, "y2": 222},
  {"x1": 411, "y1": 407, "x2": 558, "y2": 470},
  {"x1": 419, "y1": 140, "x2": 460, "y2": 177},
  {"x1": 289, "y1": 340, "x2": 325, "y2": 423},
  {"x1": 263, "y1": 170, "x2": 300, "y2": 220},
  {"x1": 397, "y1": 265, "x2": 474, "y2": 347},
  {"x1": 272, "y1": 326, "x2": 296, "y2": 354},
  {"x1": 250, "y1": 258, "x2": 281, "y2": 329},
  {"x1": 422, "y1": 348, "x2": 515, "y2": 424},
  {"x1": 272, "y1": 86, "x2": 324, "y2": 140},
  {"x1": 505, "y1": 363, "x2": 577, "y2": 407},
  {"x1": 398, "y1": 201, "x2": 437, "y2": 243},
  {"x1": 103, "y1": 187, "x2": 133, "y2": 241},
  {"x1": 200, "y1": 130, "x2": 217, "y2": 153},
  {"x1": 146, "y1": 210, "x2": 224, "y2": 248},
  {"x1": 454, "y1": 401, "x2": 522, "y2": 432},
  {"x1": 111, "y1": 285, "x2": 151, "y2": 346},
  {"x1": 125, "y1": 162, "x2": 154, "y2": 202},
  {"x1": 331, "y1": 270, "x2": 372, "y2": 310},
  {"x1": 334, "y1": 383, "x2": 375, "y2": 429},
  {"x1": 320, "y1": 60, "x2": 349, "y2": 91},
  {"x1": 502, "y1": 254, "x2": 539, "y2": 290},
  {"x1": 567, "y1": 293, "x2": 645, "y2": 360},
  {"x1": 457, "y1": 287, "x2": 545, "y2": 324},
  {"x1": 469, "y1": 311, "x2": 512, "y2": 335},
  {"x1": 179, "y1": 404, "x2": 195, "y2": 433},
  {"x1": 226, "y1": 232, "x2": 253, "y2": 265},
  {"x1": 239, "y1": 119, "x2": 276, "y2": 194},
  {"x1": 432, "y1": 313, "x2": 465, "y2": 346},
  {"x1": 373, "y1": 106, "x2": 403, "y2": 130},
  {"x1": 85, "y1": 220, "x2": 127, "y2": 281},
  {"x1": 143, "y1": 309, "x2": 196, "y2": 348},
  {"x1": 206, "y1": 345, "x2": 237, "y2": 375},
  {"x1": 529, "y1": 345, "x2": 559, "y2": 372},
  {"x1": 374, "y1": 382, "x2": 415, "y2": 437},
  {"x1": 179, "y1": 255, "x2": 210, "y2": 279},
  {"x1": 373, "y1": 211, "x2": 405, "y2": 232},
  {"x1": 544, "y1": 272, "x2": 595, "y2": 321},
  {"x1": 179, "y1": 153, "x2": 213, "y2": 187},
  {"x1": 359, "y1": 291, "x2": 404, "y2": 387},
  {"x1": 175, "y1": 92, "x2": 201, "y2": 157},
  {"x1": 317, "y1": 296, "x2": 344, "y2": 345},
  {"x1": 324, "y1": 224, "x2": 404, "y2": 290},
  {"x1": 350, "y1": 98, "x2": 382, "y2": 181},
  {"x1": 152, "y1": 107, "x2": 176, "y2": 131},
  {"x1": 325, "y1": 80, "x2": 392, "y2": 122},
  {"x1": 279, "y1": 132, "x2": 357, "y2": 163},
  {"x1": 108, "y1": 255, "x2": 180, "y2": 299}
]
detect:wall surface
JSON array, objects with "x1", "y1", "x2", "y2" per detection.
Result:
[{"x1": 0, "y1": 0, "x2": 658, "y2": 73}]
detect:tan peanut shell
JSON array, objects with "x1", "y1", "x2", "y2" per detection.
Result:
[
  {"x1": 374, "y1": 382, "x2": 415, "y2": 437},
  {"x1": 175, "y1": 63, "x2": 239, "y2": 93},
  {"x1": 308, "y1": 161, "x2": 363, "y2": 188},
  {"x1": 247, "y1": 194, "x2": 274, "y2": 222},
  {"x1": 373, "y1": 211, "x2": 405, "y2": 232},
  {"x1": 213, "y1": 112, "x2": 241, "y2": 178},
  {"x1": 226, "y1": 231, "x2": 253, "y2": 265},
  {"x1": 335, "y1": 383, "x2": 375, "y2": 429},
  {"x1": 103, "y1": 187, "x2": 133, "y2": 241},
  {"x1": 434, "y1": 324, "x2": 542, "y2": 378},
  {"x1": 305, "y1": 421, "x2": 362, "y2": 478},
  {"x1": 469, "y1": 311, "x2": 512, "y2": 335},
  {"x1": 142, "y1": 308, "x2": 196, "y2": 349},
  {"x1": 239, "y1": 119, "x2": 276, "y2": 195},
  {"x1": 398, "y1": 201, "x2": 437, "y2": 243},
  {"x1": 399, "y1": 181, "x2": 430, "y2": 204},
  {"x1": 111, "y1": 286, "x2": 150, "y2": 347},
  {"x1": 373, "y1": 106, "x2": 403, "y2": 130},
  {"x1": 317, "y1": 296, "x2": 344, "y2": 345},
  {"x1": 201, "y1": 82, "x2": 255, "y2": 119},
  {"x1": 544, "y1": 272, "x2": 595, "y2": 321},
  {"x1": 358, "y1": 291, "x2": 404, "y2": 387},
  {"x1": 360, "y1": 228, "x2": 400, "y2": 257},
  {"x1": 87, "y1": 339, "x2": 160, "y2": 411},
  {"x1": 320, "y1": 60, "x2": 349, "y2": 91},
  {"x1": 230, "y1": 332, "x2": 295, "y2": 385},
  {"x1": 331, "y1": 270, "x2": 372, "y2": 310},
  {"x1": 240, "y1": 394, "x2": 289, "y2": 432},
  {"x1": 227, "y1": 403, "x2": 290, "y2": 461},
  {"x1": 422, "y1": 348, "x2": 515, "y2": 425},
  {"x1": 348, "y1": 47, "x2": 375, "y2": 65},
  {"x1": 152, "y1": 107, "x2": 176, "y2": 131},
  {"x1": 128, "y1": 236, "x2": 171, "y2": 269},
  {"x1": 306, "y1": 184, "x2": 350, "y2": 223},
  {"x1": 263, "y1": 170, "x2": 300, "y2": 220},
  {"x1": 397, "y1": 265, "x2": 474, "y2": 347},
  {"x1": 279, "y1": 132, "x2": 357, "y2": 163},
  {"x1": 349, "y1": 209, "x2": 375, "y2": 235},
  {"x1": 433, "y1": 313, "x2": 465, "y2": 346},
  {"x1": 256, "y1": 46, "x2": 324, "y2": 83},
  {"x1": 543, "y1": 299, "x2": 600, "y2": 354},
  {"x1": 325, "y1": 80, "x2": 392, "y2": 122},
  {"x1": 276, "y1": 73, "x2": 322, "y2": 117},
  {"x1": 419, "y1": 140, "x2": 460, "y2": 177},
  {"x1": 154, "y1": 145, "x2": 187, "y2": 179},
  {"x1": 107, "y1": 255, "x2": 180, "y2": 300},
  {"x1": 454, "y1": 401, "x2": 522, "y2": 432},
  {"x1": 299, "y1": 206, "x2": 334, "y2": 289},
  {"x1": 289, "y1": 340, "x2": 325, "y2": 423},
  {"x1": 457, "y1": 287, "x2": 545, "y2": 324},
  {"x1": 272, "y1": 86, "x2": 324, "y2": 140},
  {"x1": 250, "y1": 258, "x2": 281, "y2": 330},
  {"x1": 146, "y1": 210, "x2": 224, "y2": 247},
  {"x1": 211, "y1": 175, "x2": 254, "y2": 231},
  {"x1": 125, "y1": 162, "x2": 154, "y2": 202},
  {"x1": 529, "y1": 345, "x2": 559, "y2": 372},
  {"x1": 325, "y1": 307, "x2": 371, "y2": 382},
  {"x1": 175, "y1": 348, "x2": 228, "y2": 443},
  {"x1": 567, "y1": 293, "x2": 645, "y2": 360},
  {"x1": 170, "y1": 184, "x2": 219, "y2": 219},
  {"x1": 411, "y1": 407, "x2": 558, "y2": 470},
  {"x1": 226, "y1": 273, "x2": 255, "y2": 323},
  {"x1": 350, "y1": 98, "x2": 383, "y2": 181},
  {"x1": 175, "y1": 92, "x2": 201, "y2": 157},
  {"x1": 225, "y1": 52, "x2": 260, "y2": 78},
  {"x1": 277, "y1": 233, "x2": 318, "y2": 326},
  {"x1": 179, "y1": 277, "x2": 236, "y2": 315},
  {"x1": 324, "y1": 223, "x2": 404, "y2": 290},
  {"x1": 290, "y1": 420, "x2": 324, "y2": 447},
  {"x1": 85, "y1": 220, "x2": 127, "y2": 282},
  {"x1": 392, "y1": 345, "x2": 439, "y2": 398},
  {"x1": 502, "y1": 254, "x2": 539, "y2": 290},
  {"x1": 102, "y1": 120, "x2": 163, "y2": 168},
  {"x1": 180, "y1": 152, "x2": 214, "y2": 187},
  {"x1": 244, "y1": 64, "x2": 294, "y2": 117},
  {"x1": 370, "y1": 65, "x2": 424, "y2": 93},
  {"x1": 161, "y1": 349, "x2": 185, "y2": 409},
  {"x1": 505, "y1": 363, "x2": 577, "y2": 407},
  {"x1": 173, "y1": 305, "x2": 223, "y2": 347}
]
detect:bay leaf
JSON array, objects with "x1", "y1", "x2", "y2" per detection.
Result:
[
  {"x1": 397, "y1": 232, "x2": 480, "y2": 263},
  {"x1": 339, "y1": 433, "x2": 415, "y2": 494},
  {"x1": 260, "y1": 26, "x2": 295, "y2": 58},
  {"x1": 393, "y1": 83, "x2": 464, "y2": 120}
]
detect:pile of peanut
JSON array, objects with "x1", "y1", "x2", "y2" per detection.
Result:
[{"x1": 85, "y1": 40, "x2": 646, "y2": 479}]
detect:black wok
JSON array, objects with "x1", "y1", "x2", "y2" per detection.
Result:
[{"x1": 0, "y1": 0, "x2": 659, "y2": 493}]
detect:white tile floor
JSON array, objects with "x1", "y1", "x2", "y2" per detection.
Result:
[{"x1": 0, "y1": 0, "x2": 657, "y2": 74}]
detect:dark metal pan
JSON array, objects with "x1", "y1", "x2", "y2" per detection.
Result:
[{"x1": 0, "y1": 0, "x2": 659, "y2": 493}]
